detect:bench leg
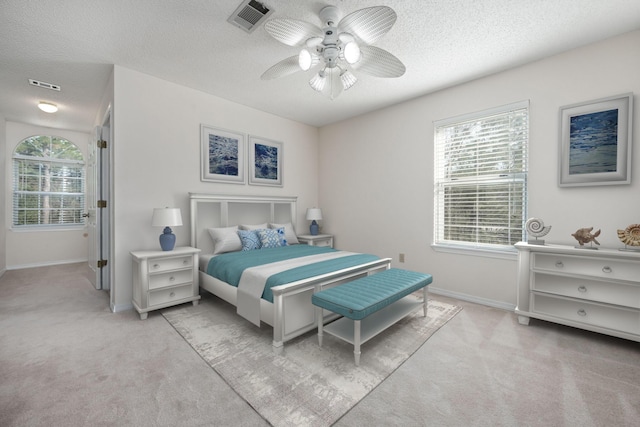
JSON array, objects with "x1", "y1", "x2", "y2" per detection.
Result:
[
  {"x1": 316, "y1": 307, "x2": 324, "y2": 347},
  {"x1": 423, "y1": 286, "x2": 429, "y2": 317},
  {"x1": 354, "y1": 320, "x2": 361, "y2": 366}
]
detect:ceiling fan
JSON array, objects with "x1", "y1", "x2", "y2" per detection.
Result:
[{"x1": 260, "y1": 5, "x2": 406, "y2": 99}]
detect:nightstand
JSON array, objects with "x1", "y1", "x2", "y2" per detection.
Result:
[
  {"x1": 297, "y1": 234, "x2": 334, "y2": 248},
  {"x1": 131, "y1": 246, "x2": 201, "y2": 319}
]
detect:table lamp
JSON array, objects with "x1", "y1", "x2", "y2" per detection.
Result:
[
  {"x1": 151, "y1": 207, "x2": 183, "y2": 251},
  {"x1": 306, "y1": 208, "x2": 323, "y2": 236}
]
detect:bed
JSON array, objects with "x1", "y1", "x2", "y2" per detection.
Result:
[{"x1": 189, "y1": 193, "x2": 392, "y2": 349}]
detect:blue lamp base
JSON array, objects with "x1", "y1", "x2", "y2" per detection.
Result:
[
  {"x1": 159, "y1": 226, "x2": 176, "y2": 251},
  {"x1": 309, "y1": 220, "x2": 319, "y2": 236}
]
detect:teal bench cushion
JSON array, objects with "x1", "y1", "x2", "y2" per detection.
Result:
[{"x1": 311, "y1": 268, "x2": 432, "y2": 320}]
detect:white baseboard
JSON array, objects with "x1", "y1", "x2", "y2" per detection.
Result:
[
  {"x1": 111, "y1": 302, "x2": 133, "y2": 313},
  {"x1": 7, "y1": 258, "x2": 88, "y2": 271},
  {"x1": 428, "y1": 286, "x2": 515, "y2": 312}
]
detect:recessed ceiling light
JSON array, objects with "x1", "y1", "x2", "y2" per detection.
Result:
[{"x1": 38, "y1": 101, "x2": 58, "y2": 113}]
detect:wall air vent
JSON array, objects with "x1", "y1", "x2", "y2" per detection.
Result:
[
  {"x1": 29, "y1": 79, "x2": 61, "y2": 91},
  {"x1": 227, "y1": 0, "x2": 273, "y2": 33}
]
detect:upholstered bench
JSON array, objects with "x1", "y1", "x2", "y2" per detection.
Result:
[{"x1": 311, "y1": 268, "x2": 432, "y2": 365}]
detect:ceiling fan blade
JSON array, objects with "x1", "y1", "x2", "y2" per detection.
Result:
[
  {"x1": 338, "y1": 6, "x2": 397, "y2": 45},
  {"x1": 264, "y1": 18, "x2": 323, "y2": 47},
  {"x1": 353, "y1": 46, "x2": 406, "y2": 78},
  {"x1": 260, "y1": 56, "x2": 301, "y2": 80}
]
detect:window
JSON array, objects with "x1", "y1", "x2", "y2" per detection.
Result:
[
  {"x1": 13, "y1": 135, "x2": 85, "y2": 228},
  {"x1": 434, "y1": 101, "x2": 528, "y2": 253}
]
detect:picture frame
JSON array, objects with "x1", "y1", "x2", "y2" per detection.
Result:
[
  {"x1": 248, "y1": 135, "x2": 283, "y2": 187},
  {"x1": 558, "y1": 93, "x2": 633, "y2": 187},
  {"x1": 201, "y1": 124, "x2": 245, "y2": 184}
]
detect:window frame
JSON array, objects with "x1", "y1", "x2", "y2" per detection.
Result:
[
  {"x1": 432, "y1": 100, "x2": 529, "y2": 258},
  {"x1": 12, "y1": 135, "x2": 86, "y2": 230}
]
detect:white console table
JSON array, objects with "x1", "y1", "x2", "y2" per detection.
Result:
[{"x1": 515, "y1": 242, "x2": 640, "y2": 342}]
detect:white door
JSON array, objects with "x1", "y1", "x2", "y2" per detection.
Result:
[
  {"x1": 87, "y1": 115, "x2": 111, "y2": 291},
  {"x1": 87, "y1": 126, "x2": 100, "y2": 289}
]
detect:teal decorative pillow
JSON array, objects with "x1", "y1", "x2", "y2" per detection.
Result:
[
  {"x1": 237, "y1": 229, "x2": 261, "y2": 251},
  {"x1": 258, "y1": 228, "x2": 282, "y2": 249}
]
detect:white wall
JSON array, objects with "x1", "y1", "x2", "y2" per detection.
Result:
[
  {"x1": 109, "y1": 66, "x2": 319, "y2": 311},
  {"x1": 0, "y1": 114, "x2": 6, "y2": 275},
  {"x1": 5, "y1": 122, "x2": 90, "y2": 268},
  {"x1": 319, "y1": 30, "x2": 640, "y2": 309}
]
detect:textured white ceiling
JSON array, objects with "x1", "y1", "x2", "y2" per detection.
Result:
[{"x1": 1, "y1": 0, "x2": 640, "y2": 132}]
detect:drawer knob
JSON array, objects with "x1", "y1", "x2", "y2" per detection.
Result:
[
  {"x1": 578, "y1": 286, "x2": 587, "y2": 293},
  {"x1": 183, "y1": 260, "x2": 188, "y2": 265},
  {"x1": 153, "y1": 263, "x2": 159, "y2": 269},
  {"x1": 577, "y1": 309, "x2": 587, "y2": 317},
  {"x1": 602, "y1": 266, "x2": 612, "y2": 273},
  {"x1": 169, "y1": 276, "x2": 175, "y2": 281},
  {"x1": 555, "y1": 261, "x2": 564, "y2": 268},
  {"x1": 170, "y1": 292, "x2": 175, "y2": 298}
]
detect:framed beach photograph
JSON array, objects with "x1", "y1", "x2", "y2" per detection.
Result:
[
  {"x1": 201, "y1": 125, "x2": 246, "y2": 184},
  {"x1": 558, "y1": 93, "x2": 633, "y2": 187},
  {"x1": 248, "y1": 136, "x2": 282, "y2": 187}
]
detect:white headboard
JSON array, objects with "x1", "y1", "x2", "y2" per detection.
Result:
[{"x1": 189, "y1": 193, "x2": 297, "y2": 254}]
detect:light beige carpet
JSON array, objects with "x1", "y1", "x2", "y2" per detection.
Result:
[{"x1": 162, "y1": 294, "x2": 461, "y2": 427}]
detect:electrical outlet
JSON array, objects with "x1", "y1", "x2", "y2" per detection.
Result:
[{"x1": 399, "y1": 253, "x2": 405, "y2": 263}]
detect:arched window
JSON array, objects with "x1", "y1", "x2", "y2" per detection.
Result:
[{"x1": 12, "y1": 135, "x2": 85, "y2": 227}]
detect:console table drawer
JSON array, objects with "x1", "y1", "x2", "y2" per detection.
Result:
[
  {"x1": 532, "y1": 294, "x2": 640, "y2": 335},
  {"x1": 148, "y1": 255, "x2": 193, "y2": 273},
  {"x1": 148, "y1": 284, "x2": 194, "y2": 307},
  {"x1": 533, "y1": 274, "x2": 640, "y2": 309},
  {"x1": 532, "y1": 253, "x2": 637, "y2": 282}
]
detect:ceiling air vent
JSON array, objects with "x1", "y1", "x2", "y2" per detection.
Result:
[
  {"x1": 29, "y1": 79, "x2": 61, "y2": 91},
  {"x1": 228, "y1": 0, "x2": 273, "y2": 33}
]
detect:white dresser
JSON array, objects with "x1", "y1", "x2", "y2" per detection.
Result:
[
  {"x1": 515, "y1": 242, "x2": 640, "y2": 342},
  {"x1": 131, "y1": 246, "x2": 201, "y2": 319}
]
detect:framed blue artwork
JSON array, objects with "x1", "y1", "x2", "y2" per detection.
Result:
[
  {"x1": 558, "y1": 93, "x2": 633, "y2": 187},
  {"x1": 201, "y1": 124, "x2": 246, "y2": 184},
  {"x1": 249, "y1": 135, "x2": 283, "y2": 187}
]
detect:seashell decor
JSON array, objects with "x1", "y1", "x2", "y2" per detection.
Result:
[
  {"x1": 525, "y1": 218, "x2": 551, "y2": 238},
  {"x1": 617, "y1": 224, "x2": 640, "y2": 246},
  {"x1": 525, "y1": 218, "x2": 551, "y2": 245}
]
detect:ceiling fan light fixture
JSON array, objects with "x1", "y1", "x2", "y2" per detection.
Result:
[
  {"x1": 38, "y1": 101, "x2": 58, "y2": 113},
  {"x1": 309, "y1": 71, "x2": 326, "y2": 92},
  {"x1": 343, "y1": 41, "x2": 361, "y2": 64},
  {"x1": 298, "y1": 48, "x2": 315, "y2": 71},
  {"x1": 340, "y1": 69, "x2": 357, "y2": 90}
]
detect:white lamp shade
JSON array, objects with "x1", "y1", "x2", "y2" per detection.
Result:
[
  {"x1": 309, "y1": 71, "x2": 326, "y2": 92},
  {"x1": 306, "y1": 208, "x2": 323, "y2": 221},
  {"x1": 343, "y1": 41, "x2": 361, "y2": 64},
  {"x1": 151, "y1": 208, "x2": 183, "y2": 227}
]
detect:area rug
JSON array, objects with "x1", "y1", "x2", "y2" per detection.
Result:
[{"x1": 162, "y1": 293, "x2": 461, "y2": 427}]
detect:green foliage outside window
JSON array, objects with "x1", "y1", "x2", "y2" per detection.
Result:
[{"x1": 13, "y1": 135, "x2": 85, "y2": 227}]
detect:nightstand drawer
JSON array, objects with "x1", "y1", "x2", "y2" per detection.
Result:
[
  {"x1": 532, "y1": 293, "x2": 640, "y2": 334},
  {"x1": 148, "y1": 255, "x2": 193, "y2": 273},
  {"x1": 533, "y1": 273, "x2": 640, "y2": 308},
  {"x1": 148, "y1": 268, "x2": 193, "y2": 290},
  {"x1": 532, "y1": 253, "x2": 637, "y2": 282},
  {"x1": 149, "y1": 284, "x2": 194, "y2": 307}
]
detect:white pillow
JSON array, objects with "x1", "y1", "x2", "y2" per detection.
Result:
[
  {"x1": 238, "y1": 223, "x2": 268, "y2": 230},
  {"x1": 208, "y1": 226, "x2": 242, "y2": 254},
  {"x1": 269, "y1": 222, "x2": 299, "y2": 244}
]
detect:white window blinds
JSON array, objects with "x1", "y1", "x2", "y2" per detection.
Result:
[{"x1": 434, "y1": 101, "x2": 529, "y2": 250}]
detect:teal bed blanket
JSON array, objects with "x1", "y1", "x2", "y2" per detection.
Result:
[{"x1": 206, "y1": 245, "x2": 380, "y2": 303}]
